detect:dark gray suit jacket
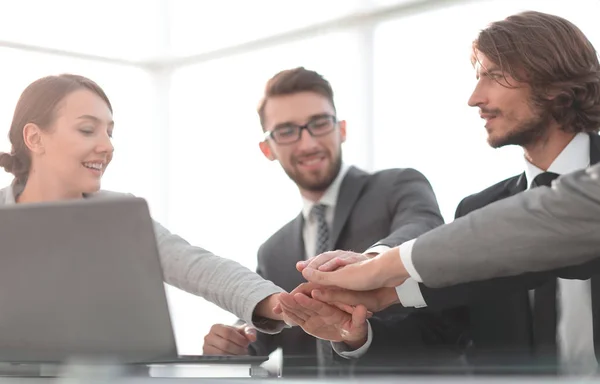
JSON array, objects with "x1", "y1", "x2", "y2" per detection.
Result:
[
  {"x1": 409, "y1": 133, "x2": 600, "y2": 372},
  {"x1": 413, "y1": 133, "x2": 600, "y2": 288},
  {"x1": 249, "y1": 166, "x2": 445, "y2": 371}
]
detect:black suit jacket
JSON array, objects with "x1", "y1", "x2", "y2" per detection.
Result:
[
  {"x1": 418, "y1": 133, "x2": 600, "y2": 372},
  {"x1": 249, "y1": 166, "x2": 444, "y2": 373}
]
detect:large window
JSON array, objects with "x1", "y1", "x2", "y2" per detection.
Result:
[
  {"x1": 168, "y1": 0, "x2": 368, "y2": 57},
  {"x1": 0, "y1": 0, "x2": 161, "y2": 61}
]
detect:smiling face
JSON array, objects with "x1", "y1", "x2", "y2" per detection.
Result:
[
  {"x1": 30, "y1": 88, "x2": 114, "y2": 196},
  {"x1": 259, "y1": 91, "x2": 346, "y2": 194},
  {"x1": 468, "y1": 53, "x2": 553, "y2": 149}
]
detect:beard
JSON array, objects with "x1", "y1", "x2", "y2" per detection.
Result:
[
  {"x1": 283, "y1": 151, "x2": 343, "y2": 193},
  {"x1": 488, "y1": 107, "x2": 552, "y2": 148}
]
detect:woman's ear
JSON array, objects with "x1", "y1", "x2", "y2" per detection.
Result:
[{"x1": 23, "y1": 123, "x2": 45, "y2": 155}]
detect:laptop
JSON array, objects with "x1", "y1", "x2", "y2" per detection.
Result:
[{"x1": 0, "y1": 196, "x2": 266, "y2": 367}]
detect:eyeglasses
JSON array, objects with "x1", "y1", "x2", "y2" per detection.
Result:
[{"x1": 263, "y1": 115, "x2": 337, "y2": 145}]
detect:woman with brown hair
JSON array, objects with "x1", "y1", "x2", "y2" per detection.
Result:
[{"x1": 0, "y1": 74, "x2": 285, "y2": 334}]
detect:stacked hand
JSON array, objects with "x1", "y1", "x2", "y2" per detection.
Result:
[
  {"x1": 204, "y1": 248, "x2": 407, "y2": 355},
  {"x1": 204, "y1": 287, "x2": 373, "y2": 355},
  {"x1": 296, "y1": 249, "x2": 409, "y2": 290},
  {"x1": 287, "y1": 282, "x2": 399, "y2": 314},
  {"x1": 274, "y1": 291, "x2": 369, "y2": 349},
  {"x1": 266, "y1": 250, "x2": 404, "y2": 349}
]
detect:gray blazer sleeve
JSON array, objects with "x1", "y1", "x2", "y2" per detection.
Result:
[
  {"x1": 247, "y1": 244, "x2": 282, "y2": 355},
  {"x1": 152, "y1": 221, "x2": 285, "y2": 333},
  {"x1": 0, "y1": 185, "x2": 286, "y2": 332},
  {"x1": 412, "y1": 163, "x2": 600, "y2": 288},
  {"x1": 373, "y1": 168, "x2": 444, "y2": 248}
]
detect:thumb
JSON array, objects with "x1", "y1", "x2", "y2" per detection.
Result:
[
  {"x1": 240, "y1": 325, "x2": 257, "y2": 342},
  {"x1": 296, "y1": 260, "x2": 308, "y2": 272},
  {"x1": 314, "y1": 288, "x2": 356, "y2": 306},
  {"x1": 351, "y1": 305, "x2": 368, "y2": 330},
  {"x1": 302, "y1": 267, "x2": 337, "y2": 286}
]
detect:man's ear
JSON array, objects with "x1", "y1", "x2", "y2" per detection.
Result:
[
  {"x1": 338, "y1": 120, "x2": 347, "y2": 144},
  {"x1": 259, "y1": 140, "x2": 276, "y2": 161}
]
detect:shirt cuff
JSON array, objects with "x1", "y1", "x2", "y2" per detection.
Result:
[
  {"x1": 399, "y1": 239, "x2": 423, "y2": 283},
  {"x1": 250, "y1": 316, "x2": 290, "y2": 334},
  {"x1": 395, "y1": 278, "x2": 427, "y2": 308},
  {"x1": 331, "y1": 321, "x2": 372, "y2": 359},
  {"x1": 363, "y1": 245, "x2": 390, "y2": 256}
]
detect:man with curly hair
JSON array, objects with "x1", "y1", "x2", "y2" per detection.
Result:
[
  {"x1": 390, "y1": 10, "x2": 600, "y2": 375},
  {"x1": 282, "y1": 10, "x2": 600, "y2": 376}
]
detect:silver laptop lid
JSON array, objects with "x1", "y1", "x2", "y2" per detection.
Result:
[{"x1": 0, "y1": 196, "x2": 178, "y2": 363}]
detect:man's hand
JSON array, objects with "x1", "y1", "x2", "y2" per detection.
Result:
[
  {"x1": 300, "y1": 247, "x2": 409, "y2": 290},
  {"x1": 278, "y1": 292, "x2": 369, "y2": 349},
  {"x1": 203, "y1": 324, "x2": 257, "y2": 355},
  {"x1": 297, "y1": 250, "x2": 369, "y2": 273},
  {"x1": 312, "y1": 286, "x2": 400, "y2": 312},
  {"x1": 282, "y1": 282, "x2": 399, "y2": 313},
  {"x1": 273, "y1": 283, "x2": 377, "y2": 315}
]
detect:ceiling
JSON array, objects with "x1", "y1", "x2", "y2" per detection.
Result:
[{"x1": 0, "y1": 0, "x2": 445, "y2": 65}]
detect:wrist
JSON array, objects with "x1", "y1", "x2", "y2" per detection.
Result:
[
  {"x1": 374, "y1": 247, "x2": 407, "y2": 287},
  {"x1": 254, "y1": 293, "x2": 282, "y2": 320},
  {"x1": 343, "y1": 331, "x2": 368, "y2": 350},
  {"x1": 378, "y1": 287, "x2": 400, "y2": 310}
]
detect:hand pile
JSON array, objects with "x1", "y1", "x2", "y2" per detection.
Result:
[{"x1": 204, "y1": 249, "x2": 405, "y2": 355}]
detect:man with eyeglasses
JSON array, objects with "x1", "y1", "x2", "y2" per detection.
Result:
[{"x1": 202, "y1": 67, "x2": 464, "y2": 376}]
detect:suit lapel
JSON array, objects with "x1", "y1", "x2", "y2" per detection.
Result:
[
  {"x1": 505, "y1": 172, "x2": 543, "y2": 353},
  {"x1": 289, "y1": 213, "x2": 306, "y2": 263},
  {"x1": 281, "y1": 213, "x2": 310, "y2": 289},
  {"x1": 508, "y1": 172, "x2": 528, "y2": 195},
  {"x1": 329, "y1": 167, "x2": 369, "y2": 249},
  {"x1": 588, "y1": 133, "x2": 600, "y2": 165}
]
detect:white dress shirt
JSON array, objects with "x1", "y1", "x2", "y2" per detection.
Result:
[
  {"x1": 398, "y1": 133, "x2": 596, "y2": 374},
  {"x1": 297, "y1": 162, "x2": 367, "y2": 358},
  {"x1": 301, "y1": 163, "x2": 350, "y2": 259}
]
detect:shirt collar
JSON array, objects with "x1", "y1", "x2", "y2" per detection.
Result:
[
  {"x1": 524, "y1": 132, "x2": 590, "y2": 186},
  {"x1": 301, "y1": 162, "x2": 350, "y2": 220},
  {"x1": 3, "y1": 181, "x2": 94, "y2": 204}
]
